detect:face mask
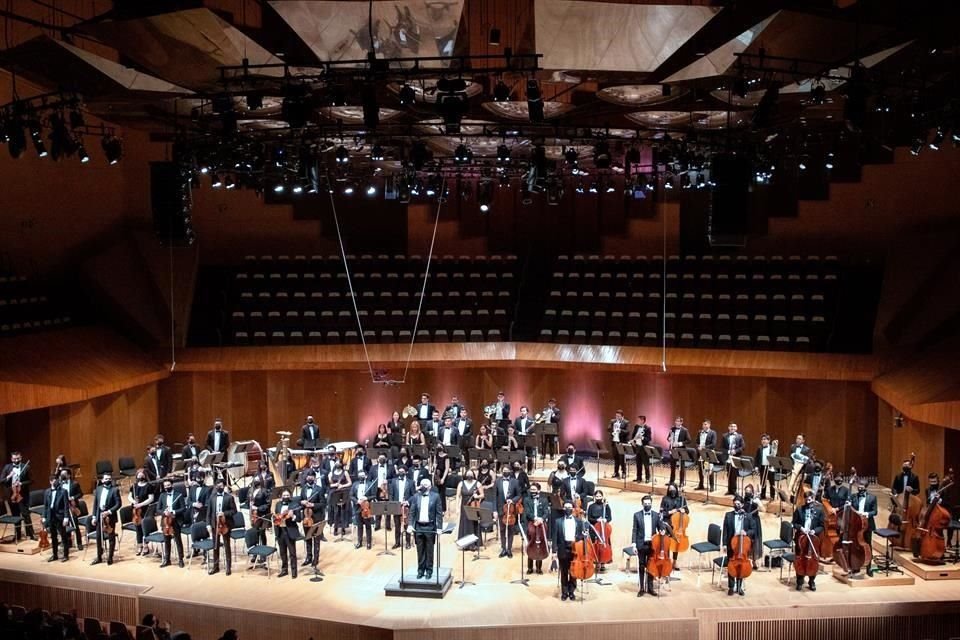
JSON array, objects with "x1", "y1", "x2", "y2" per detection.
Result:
[
  {"x1": 531, "y1": 491, "x2": 539, "y2": 497},
  {"x1": 335, "y1": 465, "x2": 343, "y2": 472},
  {"x1": 567, "y1": 449, "x2": 575, "y2": 455},
  {"x1": 902, "y1": 466, "x2": 911, "y2": 473},
  {"x1": 282, "y1": 498, "x2": 290, "y2": 504},
  {"x1": 643, "y1": 504, "x2": 651, "y2": 512},
  {"x1": 564, "y1": 508, "x2": 573, "y2": 516},
  {"x1": 668, "y1": 489, "x2": 677, "y2": 496},
  {"x1": 420, "y1": 487, "x2": 428, "y2": 494},
  {"x1": 466, "y1": 476, "x2": 474, "y2": 481}
]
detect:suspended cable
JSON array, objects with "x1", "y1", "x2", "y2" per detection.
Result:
[{"x1": 661, "y1": 183, "x2": 667, "y2": 373}]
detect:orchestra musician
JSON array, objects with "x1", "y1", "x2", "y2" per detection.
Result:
[
  {"x1": 370, "y1": 454, "x2": 395, "y2": 531},
  {"x1": 848, "y1": 478, "x2": 876, "y2": 577},
  {"x1": 409, "y1": 455, "x2": 430, "y2": 488},
  {"x1": 206, "y1": 479, "x2": 237, "y2": 575},
  {"x1": 455, "y1": 408, "x2": 474, "y2": 440},
  {"x1": 349, "y1": 445, "x2": 371, "y2": 479},
  {"x1": 144, "y1": 446, "x2": 164, "y2": 482},
  {"x1": 742, "y1": 484, "x2": 762, "y2": 570},
  {"x1": 433, "y1": 448, "x2": 451, "y2": 513},
  {"x1": 130, "y1": 469, "x2": 155, "y2": 556},
  {"x1": 444, "y1": 395, "x2": 464, "y2": 420},
  {"x1": 406, "y1": 421, "x2": 427, "y2": 447},
  {"x1": 790, "y1": 434, "x2": 812, "y2": 468},
  {"x1": 631, "y1": 494, "x2": 663, "y2": 596},
  {"x1": 372, "y1": 424, "x2": 392, "y2": 452},
  {"x1": 540, "y1": 398, "x2": 561, "y2": 460},
  {"x1": 253, "y1": 461, "x2": 275, "y2": 493},
  {"x1": 478, "y1": 460, "x2": 495, "y2": 495},
  {"x1": 205, "y1": 419, "x2": 230, "y2": 454},
  {"x1": 58, "y1": 468, "x2": 84, "y2": 551},
  {"x1": 415, "y1": 393, "x2": 437, "y2": 423},
  {"x1": 523, "y1": 483, "x2": 550, "y2": 574},
  {"x1": 274, "y1": 489, "x2": 302, "y2": 579},
  {"x1": 514, "y1": 407, "x2": 537, "y2": 473},
  {"x1": 299, "y1": 415, "x2": 320, "y2": 448},
  {"x1": 42, "y1": 475, "x2": 70, "y2": 563},
  {"x1": 553, "y1": 499, "x2": 589, "y2": 601},
  {"x1": 91, "y1": 473, "x2": 121, "y2": 566},
  {"x1": 791, "y1": 490, "x2": 825, "y2": 591},
  {"x1": 631, "y1": 415, "x2": 652, "y2": 483},
  {"x1": 667, "y1": 417, "x2": 691, "y2": 487},
  {"x1": 722, "y1": 423, "x2": 746, "y2": 496},
  {"x1": 387, "y1": 411, "x2": 405, "y2": 447},
  {"x1": 298, "y1": 472, "x2": 323, "y2": 567},
  {"x1": 491, "y1": 391, "x2": 511, "y2": 432},
  {"x1": 561, "y1": 444, "x2": 586, "y2": 477},
  {"x1": 608, "y1": 410, "x2": 629, "y2": 479},
  {"x1": 457, "y1": 470, "x2": 483, "y2": 547},
  {"x1": 185, "y1": 473, "x2": 211, "y2": 536},
  {"x1": 157, "y1": 478, "x2": 186, "y2": 568},
  {"x1": 587, "y1": 490, "x2": 612, "y2": 572},
  {"x1": 407, "y1": 478, "x2": 443, "y2": 580},
  {"x1": 475, "y1": 424, "x2": 494, "y2": 450},
  {"x1": 53, "y1": 454, "x2": 69, "y2": 477},
  {"x1": 498, "y1": 425, "x2": 520, "y2": 455},
  {"x1": 2, "y1": 452, "x2": 35, "y2": 541},
  {"x1": 753, "y1": 434, "x2": 776, "y2": 500},
  {"x1": 694, "y1": 420, "x2": 717, "y2": 492},
  {"x1": 154, "y1": 434, "x2": 173, "y2": 477},
  {"x1": 326, "y1": 458, "x2": 352, "y2": 536},
  {"x1": 437, "y1": 416, "x2": 460, "y2": 450},
  {"x1": 511, "y1": 461, "x2": 530, "y2": 497},
  {"x1": 495, "y1": 467, "x2": 521, "y2": 557},
  {"x1": 891, "y1": 457, "x2": 921, "y2": 497},
  {"x1": 351, "y1": 470, "x2": 376, "y2": 549},
  {"x1": 391, "y1": 466, "x2": 415, "y2": 550},
  {"x1": 180, "y1": 434, "x2": 201, "y2": 465},
  {"x1": 248, "y1": 478, "x2": 270, "y2": 564},
  {"x1": 659, "y1": 483, "x2": 688, "y2": 573},
  {"x1": 426, "y1": 410, "x2": 443, "y2": 440},
  {"x1": 721, "y1": 495, "x2": 756, "y2": 596},
  {"x1": 825, "y1": 472, "x2": 850, "y2": 509}
]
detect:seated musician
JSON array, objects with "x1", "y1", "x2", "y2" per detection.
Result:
[
  {"x1": 274, "y1": 489, "x2": 301, "y2": 579},
  {"x1": 157, "y1": 478, "x2": 186, "y2": 568},
  {"x1": 129, "y1": 469, "x2": 155, "y2": 556},
  {"x1": 659, "y1": 483, "x2": 689, "y2": 573},
  {"x1": 499, "y1": 425, "x2": 520, "y2": 452},
  {"x1": 587, "y1": 489, "x2": 612, "y2": 572},
  {"x1": 387, "y1": 411, "x2": 405, "y2": 446},
  {"x1": 552, "y1": 500, "x2": 588, "y2": 601},
  {"x1": 721, "y1": 495, "x2": 756, "y2": 596},
  {"x1": 372, "y1": 424, "x2": 393, "y2": 452},
  {"x1": 791, "y1": 490, "x2": 825, "y2": 591},
  {"x1": 475, "y1": 424, "x2": 494, "y2": 450},
  {"x1": 523, "y1": 483, "x2": 550, "y2": 574},
  {"x1": 631, "y1": 495, "x2": 663, "y2": 596},
  {"x1": 406, "y1": 421, "x2": 427, "y2": 447}
]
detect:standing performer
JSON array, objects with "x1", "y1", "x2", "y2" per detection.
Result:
[
  {"x1": 495, "y1": 467, "x2": 521, "y2": 558},
  {"x1": 444, "y1": 395, "x2": 464, "y2": 421},
  {"x1": 130, "y1": 469, "x2": 155, "y2": 556},
  {"x1": 415, "y1": 393, "x2": 437, "y2": 423},
  {"x1": 552, "y1": 500, "x2": 588, "y2": 601},
  {"x1": 754, "y1": 434, "x2": 777, "y2": 500},
  {"x1": 205, "y1": 419, "x2": 230, "y2": 454},
  {"x1": 722, "y1": 423, "x2": 746, "y2": 495},
  {"x1": 742, "y1": 484, "x2": 762, "y2": 570},
  {"x1": 722, "y1": 495, "x2": 756, "y2": 596},
  {"x1": 299, "y1": 415, "x2": 320, "y2": 448},
  {"x1": 298, "y1": 473, "x2": 323, "y2": 567},
  {"x1": 1, "y1": 452, "x2": 35, "y2": 541},
  {"x1": 659, "y1": 483, "x2": 688, "y2": 573},
  {"x1": 667, "y1": 418, "x2": 690, "y2": 487},
  {"x1": 274, "y1": 489, "x2": 301, "y2": 579},
  {"x1": 631, "y1": 495, "x2": 663, "y2": 596},
  {"x1": 206, "y1": 479, "x2": 237, "y2": 575},
  {"x1": 850, "y1": 479, "x2": 877, "y2": 577},
  {"x1": 156, "y1": 478, "x2": 186, "y2": 568},
  {"x1": 891, "y1": 457, "x2": 921, "y2": 498},
  {"x1": 694, "y1": 420, "x2": 717, "y2": 491},
  {"x1": 152, "y1": 434, "x2": 173, "y2": 477},
  {"x1": 455, "y1": 408, "x2": 474, "y2": 440},
  {"x1": 407, "y1": 479, "x2": 443, "y2": 580},
  {"x1": 58, "y1": 468, "x2": 84, "y2": 551},
  {"x1": 608, "y1": 410, "x2": 629, "y2": 479},
  {"x1": 540, "y1": 398, "x2": 560, "y2": 460},
  {"x1": 327, "y1": 458, "x2": 352, "y2": 536},
  {"x1": 391, "y1": 466, "x2": 415, "y2": 550},
  {"x1": 523, "y1": 483, "x2": 550, "y2": 574},
  {"x1": 42, "y1": 475, "x2": 69, "y2": 563},
  {"x1": 792, "y1": 490, "x2": 825, "y2": 591},
  {"x1": 492, "y1": 391, "x2": 511, "y2": 433},
  {"x1": 91, "y1": 473, "x2": 121, "y2": 566},
  {"x1": 631, "y1": 415, "x2": 652, "y2": 483},
  {"x1": 180, "y1": 434, "x2": 202, "y2": 465},
  {"x1": 514, "y1": 407, "x2": 536, "y2": 473},
  {"x1": 352, "y1": 471, "x2": 376, "y2": 550}
]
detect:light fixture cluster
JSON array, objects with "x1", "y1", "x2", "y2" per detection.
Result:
[{"x1": 0, "y1": 95, "x2": 120, "y2": 164}]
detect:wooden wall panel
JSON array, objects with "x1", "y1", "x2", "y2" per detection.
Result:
[
  {"x1": 877, "y1": 398, "x2": 945, "y2": 489},
  {"x1": 4, "y1": 408, "x2": 51, "y2": 481}
]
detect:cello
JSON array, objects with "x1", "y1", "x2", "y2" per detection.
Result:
[
  {"x1": 793, "y1": 528, "x2": 821, "y2": 580},
  {"x1": 645, "y1": 528, "x2": 674, "y2": 592},
  {"x1": 591, "y1": 498, "x2": 614, "y2": 565},
  {"x1": 727, "y1": 529, "x2": 753, "y2": 583},
  {"x1": 569, "y1": 515, "x2": 597, "y2": 583},
  {"x1": 888, "y1": 453, "x2": 922, "y2": 549},
  {"x1": 832, "y1": 502, "x2": 868, "y2": 574},
  {"x1": 668, "y1": 490, "x2": 690, "y2": 554},
  {"x1": 526, "y1": 519, "x2": 550, "y2": 564},
  {"x1": 914, "y1": 472, "x2": 954, "y2": 563}
]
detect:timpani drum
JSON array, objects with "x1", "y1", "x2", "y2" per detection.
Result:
[{"x1": 331, "y1": 441, "x2": 358, "y2": 467}]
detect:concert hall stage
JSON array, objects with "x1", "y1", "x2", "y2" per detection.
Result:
[{"x1": 1, "y1": 483, "x2": 960, "y2": 640}]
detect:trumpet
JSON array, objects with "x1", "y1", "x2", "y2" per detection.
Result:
[
  {"x1": 483, "y1": 404, "x2": 497, "y2": 418},
  {"x1": 401, "y1": 405, "x2": 418, "y2": 420},
  {"x1": 534, "y1": 407, "x2": 553, "y2": 424},
  {"x1": 770, "y1": 439, "x2": 779, "y2": 457}
]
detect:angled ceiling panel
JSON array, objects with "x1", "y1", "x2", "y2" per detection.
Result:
[
  {"x1": 665, "y1": 13, "x2": 778, "y2": 82},
  {"x1": 269, "y1": 0, "x2": 465, "y2": 67},
  {"x1": 535, "y1": 0, "x2": 719, "y2": 73}
]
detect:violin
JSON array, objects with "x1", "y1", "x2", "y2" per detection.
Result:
[
  {"x1": 101, "y1": 510, "x2": 115, "y2": 536},
  {"x1": 217, "y1": 513, "x2": 229, "y2": 536},
  {"x1": 273, "y1": 510, "x2": 293, "y2": 527},
  {"x1": 360, "y1": 499, "x2": 372, "y2": 521},
  {"x1": 727, "y1": 530, "x2": 753, "y2": 580},
  {"x1": 132, "y1": 507, "x2": 143, "y2": 526},
  {"x1": 302, "y1": 503, "x2": 314, "y2": 529},
  {"x1": 646, "y1": 530, "x2": 674, "y2": 580},
  {"x1": 502, "y1": 500, "x2": 520, "y2": 526},
  {"x1": 915, "y1": 472, "x2": 954, "y2": 563},
  {"x1": 833, "y1": 502, "x2": 868, "y2": 573},
  {"x1": 7, "y1": 460, "x2": 28, "y2": 504},
  {"x1": 526, "y1": 519, "x2": 550, "y2": 562},
  {"x1": 37, "y1": 529, "x2": 51, "y2": 552},
  {"x1": 793, "y1": 528, "x2": 821, "y2": 577},
  {"x1": 162, "y1": 512, "x2": 175, "y2": 537}
]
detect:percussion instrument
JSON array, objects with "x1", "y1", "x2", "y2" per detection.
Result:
[{"x1": 330, "y1": 441, "x2": 358, "y2": 468}]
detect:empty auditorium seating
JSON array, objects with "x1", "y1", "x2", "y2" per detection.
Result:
[{"x1": 0, "y1": 273, "x2": 76, "y2": 337}]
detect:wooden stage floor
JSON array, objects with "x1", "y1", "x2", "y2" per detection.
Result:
[{"x1": 2, "y1": 469, "x2": 960, "y2": 640}]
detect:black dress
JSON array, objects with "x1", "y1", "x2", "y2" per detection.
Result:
[
  {"x1": 744, "y1": 496, "x2": 763, "y2": 561},
  {"x1": 457, "y1": 480, "x2": 482, "y2": 542}
]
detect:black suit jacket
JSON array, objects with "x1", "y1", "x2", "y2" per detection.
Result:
[
  {"x1": 695, "y1": 429, "x2": 717, "y2": 450},
  {"x1": 514, "y1": 416, "x2": 536, "y2": 436},
  {"x1": 608, "y1": 418, "x2": 630, "y2": 445},
  {"x1": 791, "y1": 503, "x2": 825, "y2": 536},
  {"x1": 444, "y1": 403, "x2": 464, "y2": 419},
  {"x1": 155, "y1": 447, "x2": 173, "y2": 476},
  {"x1": 1, "y1": 462, "x2": 32, "y2": 491},
  {"x1": 414, "y1": 403, "x2": 437, "y2": 423},
  {"x1": 274, "y1": 501, "x2": 303, "y2": 539},
  {"x1": 407, "y1": 490, "x2": 443, "y2": 532},
  {"x1": 631, "y1": 424, "x2": 652, "y2": 446},
  {"x1": 206, "y1": 429, "x2": 230, "y2": 453},
  {"x1": 455, "y1": 417, "x2": 473, "y2": 439},
  {"x1": 350, "y1": 480, "x2": 377, "y2": 505},
  {"x1": 825, "y1": 484, "x2": 850, "y2": 509},
  {"x1": 181, "y1": 444, "x2": 202, "y2": 462},
  {"x1": 91, "y1": 486, "x2": 122, "y2": 521},
  {"x1": 42, "y1": 487, "x2": 68, "y2": 525},
  {"x1": 560, "y1": 453, "x2": 586, "y2": 476},
  {"x1": 144, "y1": 456, "x2": 164, "y2": 482},
  {"x1": 156, "y1": 491, "x2": 187, "y2": 522},
  {"x1": 436, "y1": 427, "x2": 460, "y2": 447},
  {"x1": 666, "y1": 427, "x2": 691, "y2": 449},
  {"x1": 720, "y1": 432, "x2": 746, "y2": 456},
  {"x1": 523, "y1": 494, "x2": 550, "y2": 524},
  {"x1": 61, "y1": 479, "x2": 83, "y2": 501},
  {"x1": 187, "y1": 484, "x2": 211, "y2": 522},
  {"x1": 722, "y1": 511, "x2": 757, "y2": 548},
  {"x1": 348, "y1": 454, "x2": 372, "y2": 478},
  {"x1": 389, "y1": 477, "x2": 416, "y2": 503},
  {"x1": 631, "y1": 509, "x2": 663, "y2": 548},
  {"x1": 551, "y1": 515, "x2": 587, "y2": 557},
  {"x1": 552, "y1": 474, "x2": 585, "y2": 501},
  {"x1": 300, "y1": 423, "x2": 321, "y2": 444},
  {"x1": 205, "y1": 491, "x2": 237, "y2": 527},
  {"x1": 891, "y1": 472, "x2": 921, "y2": 496},
  {"x1": 851, "y1": 493, "x2": 878, "y2": 531},
  {"x1": 369, "y1": 463, "x2": 396, "y2": 488},
  {"x1": 493, "y1": 477, "x2": 521, "y2": 511},
  {"x1": 408, "y1": 466, "x2": 430, "y2": 488}
]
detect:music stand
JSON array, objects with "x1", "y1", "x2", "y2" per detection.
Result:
[
  {"x1": 369, "y1": 447, "x2": 391, "y2": 461},
  {"x1": 643, "y1": 446, "x2": 662, "y2": 490},
  {"x1": 303, "y1": 438, "x2": 320, "y2": 451},
  {"x1": 408, "y1": 444, "x2": 429, "y2": 460},
  {"x1": 303, "y1": 522, "x2": 325, "y2": 581},
  {"x1": 768, "y1": 457, "x2": 794, "y2": 521},
  {"x1": 470, "y1": 449, "x2": 495, "y2": 469},
  {"x1": 455, "y1": 534, "x2": 479, "y2": 588},
  {"x1": 435, "y1": 522, "x2": 456, "y2": 587},
  {"x1": 511, "y1": 519, "x2": 529, "y2": 586},
  {"x1": 496, "y1": 450, "x2": 525, "y2": 473},
  {"x1": 675, "y1": 447, "x2": 697, "y2": 488},
  {"x1": 464, "y1": 506, "x2": 491, "y2": 560},
  {"x1": 517, "y1": 434, "x2": 538, "y2": 471},
  {"x1": 371, "y1": 501, "x2": 401, "y2": 556},
  {"x1": 442, "y1": 445, "x2": 462, "y2": 470},
  {"x1": 540, "y1": 424, "x2": 558, "y2": 470},
  {"x1": 329, "y1": 488, "x2": 350, "y2": 542},
  {"x1": 700, "y1": 449, "x2": 722, "y2": 503},
  {"x1": 730, "y1": 457, "x2": 754, "y2": 495},
  {"x1": 615, "y1": 444, "x2": 633, "y2": 492}
]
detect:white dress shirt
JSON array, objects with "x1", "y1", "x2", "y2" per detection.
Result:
[
  {"x1": 563, "y1": 516, "x2": 576, "y2": 542},
  {"x1": 418, "y1": 494, "x2": 431, "y2": 523},
  {"x1": 643, "y1": 511, "x2": 653, "y2": 541}
]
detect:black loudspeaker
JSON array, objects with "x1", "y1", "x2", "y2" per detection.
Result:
[
  {"x1": 151, "y1": 161, "x2": 195, "y2": 246},
  {"x1": 708, "y1": 153, "x2": 751, "y2": 247}
]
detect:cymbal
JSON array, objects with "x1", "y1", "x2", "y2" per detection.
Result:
[{"x1": 276, "y1": 430, "x2": 292, "y2": 436}]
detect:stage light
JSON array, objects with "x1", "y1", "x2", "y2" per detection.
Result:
[
  {"x1": 327, "y1": 84, "x2": 347, "y2": 107},
  {"x1": 496, "y1": 144, "x2": 511, "y2": 165},
  {"x1": 454, "y1": 143, "x2": 472, "y2": 164},
  {"x1": 499, "y1": 174, "x2": 509, "y2": 188},
  {"x1": 493, "y1": 79, "x2": 511, "y2": 102},
  {"x1": 292, "y1": 184, "x2": 304, "y2": 194},
  {"x1": 29, "y1": 121, "x2": 47, "y2": 158},
  {"x1": 274, "y1": 183, "x2": 285, "y2": 193},
  {"x1": 398, "y1": 177, "x2": 411, "y2": 203},
  {"x1": 102, "y1": 135, "x2": 123, "y2": 164},
  {"x1": 398, "y1": 83, "x2": 416, "y2": 106},
  {"x1": 825, "y1": 152, "x2": 835, "y2": 169},
  {"x1": 575, "y1": 181, "x2": 584, "y2": 194},
  {"x1": 366, "y1": 183, "x2": 377, "y2": 196},
  {"x1": 547, "y1": 179, "x2": 564, "y2": 205},
  {"x1": 281, "y1": 84, "x2": 311, "y2": 128},
  {"x1": 437, "y1": 78, "x2": 468, "y2": 134},
  {"x1": 5, "y1": 118, "x2": 25, "y2": 159},
  {"x1": 77, "y1": 140, "x2": 90, "y2": 164},
  {"x1": 343, "y1": 184, "x2": 355, "y2": 195},
  {"x1": 526, "y1": 79, "x2": 544, "y2": 123},
  {"x1": 200, "y1": 165, "x2": 210, "y2": 174},
  {"x1": 910, "y1": 138, "x2": 923, "y2": 156},
  {"x1": 696, "y1": 174, "x2": 706, "y2": 189},
  {"x1": 478, "y1": 179, "x2": 493, "y2": 212},
  {"x1": 798, "y1": 159, "x2": 807, "y2": 171},
  {"x1": 48, "y1": 113, "x2": 76, "y2": 160},
  {"x1": 520, "y1": 183, "x2": 533, "y2": 205},
  {"x1": 335, "y1": 145, "x2": 350, "y2": 164},
  {"x1": 371, "y1": 144, "x2": 385, "y2": 161},
  {"x1": 211, "y1": 175, "x2": 223, "y2": 188},
  {"x1": 588, "y1": 182, "x2": 598, "y2": 194},
  {"x1": 488, "y1": 28, "x2": 501, "y2": 46},
  {"x1": 409, "y1": 140, "x2": 429, "y2": 170},
  {"x1": 246, "y1": 94, "x2": 263, "y2": 111},
  {"x1": 605, "y1": 181, "x2": 616, "y2": 193},
  {"x1": 681, "y1": 173, "x2": 692, "y2": 189},
  {"x1": 225, "y1": 176, "x2": 236, "y2": 189},
  {"x1": 930, "y1": 128, "x2": 944, "y2": 151}
]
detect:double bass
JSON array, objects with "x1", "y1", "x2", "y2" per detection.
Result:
[
  {"x1": 888, "y1": 453, "x2": 923, "y2": 549},
  {"x1": 914, "y1": 472, "x2": 954, "y2": 563},
  {"x1": 833, "y1": 502, "x2": 868, "y2": 573},
  {"x1": 727, "y1": 530, "x2": 753, "y2": 582},
  {"x1": 793, "y1": 528, "x2": 821, "y2": 579},
  {"x1": 818, "y1": 498, "x2": 839, "y2": 562}
]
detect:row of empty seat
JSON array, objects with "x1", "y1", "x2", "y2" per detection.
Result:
[
  {"x1": 537, "y1": 329, "x2": 815, "y2": 351},
  {"x1": 555, "y1": 253, "x2": 839, "y2": 277},
  {"x1": 233, "y1": 289, "x2": 512, "y2": 311},
  {"x1": 0, "y1": 274, "x2": 75, "y2": 337},
  {"x1": 233, "y1": 327, "x2": 506, "y2": 345},
  {"x1": 230, "y1": 308, "x2": 511, "y2": 333}
]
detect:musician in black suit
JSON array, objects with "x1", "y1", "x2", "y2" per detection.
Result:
[
  {"x1": 369, "y1": 454, "x2": 395, "y2": 532},
  {"x1": 436, "y1": 417, "x2": 460, "y2": 449},
  {"x1": 825, "y1": 474, "x2": 850, "y2": 510},
  {"x1": 1, "y1": 452, "x2": 35, "y2": 541},
  {"x1": 351, "y1": 471, "x2": 377, "y2": 549},
  {"x1": 205, "y1": 420, "x2": 230, "y2": 454},
  {"x1": 721, "y1": 423, "x2": 746, "y2": 495},
  {"x1": 144, "y1": 446, "x2": 165, "y2": 482},
  {"x1": 58, "y1": 468, "x2": 84, "y2": 551},
  {"x1": 455, "y1": 408, "x2": 474, "y2": 441},
  {"x1": 408, "y1": 455, "x2": 430, "y2": 489},
  {"x1": 426, "y1": 411, "x2": 443, "y2": 440},
  {"x1": 494, "y1": 468, "x2": 521, "y2": 557},
  {"x1": 348, "y1": 445, "x2": 371, "y2": 479},
  {"x1": 514, "y1": 407, "x2": 537, "y2": 473},
  {"x1": 248, "y1": 478, "x2": 271, "y2": 563},
  {"x1": 791, "y1": 490, "x2": 825, "y2": 591},
  {"x1": 789, "y1": 434, "x2": 812, "y2": 468},
  {"x1": 891, "y1": 458, "x2": 921, "y2": 497},
  {"x1": 631, "y1": 495, "x2": 664, "y2": 596},
  {"x1": 753, "y1": 434, "x2": 776, "y2": 500},
  {"x1": 694, "y1": 420, "x2": 717, "y2": 491},
  {"x1": 415, "y1": 393, "x2": 437, "y2": 423},
  {"x1": 274, "y1": 489, "x2": 302, "y2": 579},
  {"x1": 153, "y1": 434, "x2": 174, "y2": 478},
  {"x1": 849, "y1": 479, "x2": 877, "y2": 577},
  {"x1": 552, "y1": 500, "x2": 589, "y2": 601},
  {"x1": 180, "y1": 434, "x2": 202, "y2": 465},
  {"x1": 42, "y1": 475, "x2": 70, "y2": 562},
  {"x1": 407, "y1": 479, "x2": 444, "y2": 579},
  {"x1": 608, "y1": 410, "x2": 630, "y2": 479},
  {"x1": 390, "y1": 466, "x2": 415, "y2": 549},
  {"x1": 554, "y1": 463, "x2": 586, "y2": 504},
  {"x1": 721, "y1": 495, "x2": 757, "y2": 596},
  {"x1": 156, "y1": 478, "x2": 186, "y2": 568},
  {"x1": 511, "y1": 460, "x2": 530, "y2": 497},
  {"x1": 90, "y1": 473, "x2": 121, "y2": 566},
  {"x1": 666, "y1": 418, "x2": 691, "y2": 487},
  {"x1": 185, "y1": 475, "x2": 211, "y2": 530},
  {"x1": 491, "y1": 391, "x2": 511, "y2": 432},
  {"x1": 631, "y1": 415, "x2": 652, "y2": 483},
  {"x1": 297, "y1": 473, "x2": 323, "y2": 566},
  {"x1": 560, "y1": 444, "x2": 585, "y2": 478},
  {"x1": 523, "y1": 483, "x2": 550, "y2": 574},
  {"x1": 299, "y1": 416, "x2": 321, "y2": 448},
  {"x1": 444, "y1": 395, "x2": 464, "y2": 421},
  {"x1": 205, "y1": 479, "x2": 237, "y2": 575},
  {"x1": 540, "y1": 399, "x2": 561, "y2": 459}
]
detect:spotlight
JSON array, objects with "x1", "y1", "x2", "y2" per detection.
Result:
[
  {"x1": 398, "y1": 83, "x2": 416, "y2": 106},
  {"x1": 605, "y1": 181, "x2": 616, "y2": 193},
  {"x1": 575, "y1": 181, "x2": 584, "y2": 194},
  {"x1": 564, "y1": 147, "x2": 579, "y2": 166},
  {"x1": 200, "y1": 166, "x2": 210, "y2": 174},
  {"x1": 588, "y1": 182, "x2": 598, "y2": 194},
  {"x1": 48, "y1": 113, "x2": 76, "y2": 160},
  {"x1": 664, "y1": 179, "x2": 674, "y2": 190},
  {"x1": 335, "y1": 145, "x2": 350, "y2": 164},
  {"x1": 454, "y1": 143, "x2": 472, "y2": 164},
  {"x1": 398, "y1": 177, "x2": 411, "y2": 203},
  {"x1": 496, "y1": 144, "x2": 511, "y2": 165},
  {"x1": 343, "y1": 184, "x2": 355, "y2": 195},
  {"x1": 930, "y1": 128, "x2": 944, "y2": 151},
  {"x1": 281, "y1": 84, "x2": 311, "y2": 128},
  {"x1": 798, "y1": 160, "x2": 807, "y2": 171},
  {"x1": 211, "y1": 175, "x2": 223, "y2": 188},
  {"x1": 696, "y1": 174, "x2": 705, "y2": 189},
  {"x1": 327, "y1": 84, "x2": 347, "y2": 107},
  {"x1": 825, "y1": 152, "x2": 835, "y2": 169},
  {"x1": 371, "y1": 144, "x2": 385, "y2": 161},
  {"x1": 498, "y1": 174, "x2": 509, "y2": 188},
  {"x1": 409, "y1": 140, "x2": 429, "y2": 170},
  {"x1": 225, "y1": 176, "x2": 236, "y2": 189},
  {"x1": 436, "y1": 77, "x2": 468, "y2": 134},
  {"x1": 547, "y1": 179, "x2": 564, "y2": 205},
  {"x1": 292, "y1": 184, "x2": 304, "y2": 194},
  {"x1": 478, "y1": 179, "x2": 493, "y2": 212},
  {"x1": 910, "y1": 138, "x2": 923, "y2": 156},
  {"x1": 246, "y1": 94, "x2": 263, "y2": 111},
  {"x1": 520, "y1": 183, "x2": 533, "y2": 205},
  {"x1": 366, "y1": 183, "x2": 377, "y2": 196},
  {"x1": 29, "y1": 121, "x2": 47, "y2": 158},
  {"x1": 77, "y1": 141, "x2": 90, "y2": 164},
  {"x1": 493, "y1": 79, "x2": 511, "y2": 102},
  {"x1": 526, "y1": 79, "x2": 544, "y2": 123},
  {"x1": 274, "y1": 183, "x2": 285, "y2": 193},
  {"x1": 101, "y1": 135, "x2": 123, "y2": 164}
]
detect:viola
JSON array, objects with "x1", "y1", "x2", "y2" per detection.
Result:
[
  {"x1": 833, "y1": 503, "x2": 868, "y2": 573},
  {"x1": 216, "y1": 513, "x2": 230, "y2": 536},
  {"x1": 793, "y1": 529, "x2": 821, "y2": 577},
  {"x1": 360, "y1": 499, "x2": 372, "y2": 521},
  {"x1": 132, "y1": 507, "x2": 143, "y2": 526},
  {"x1": 526, "y1": 520, "x2": 550, "y2": 561},
  {"x1": 101, "y1": 511, "x2": 115, "y2": 536},
  {"x1": 37, "y1": 529, "x2": 51, "y2": 552},
  {"x1": 569, "y1": 521, "x2": 597, "y2": 581},
  {"x1": 302, "y1": 504, "x2": 314, "y2": 529},
  {"x1": 818, "y1": 499, "x2": 839, "y2": 562},
  {"x1": 272, "y1": 510, "x2": 293, "y2": 527},
  {"x1": 502, "y1": 500, "x2": 521, "y2": 526},
  {"x1": 646, "y1": 531, "x2": 673, "y2": 580},
  {"x1": 727, "y1": 530, "x2": 753, "y2": 580}
]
